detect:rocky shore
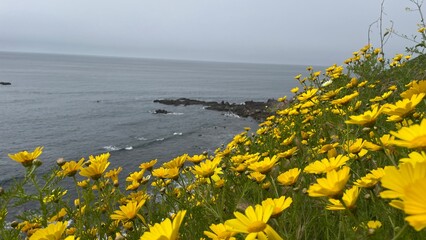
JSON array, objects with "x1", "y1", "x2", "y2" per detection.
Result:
[{"x1": 154, "y1": 98, "x2": 280, "y2": 122}]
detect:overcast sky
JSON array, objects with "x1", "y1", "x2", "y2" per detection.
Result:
[{"x1": 0, "y1": 0, "x2": 424, "y2": 65}]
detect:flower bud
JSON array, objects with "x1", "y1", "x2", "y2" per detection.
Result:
[
  {"x1": 33, "y1": 159, "x2": 42, "y2": 167},
  {"x1": 56, "y1": 158, "x2": 66, "y2": 167}
]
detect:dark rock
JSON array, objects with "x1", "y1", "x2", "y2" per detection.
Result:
[
  {"x1": 0, "y1": 82, "x2": 11, "y2": 85},
  {"x1": 154, "y1": 98, "x2": 279, "y2": 122},
  {"x1": 153, "y1": 109, "x2": 169, "y2": 114}
]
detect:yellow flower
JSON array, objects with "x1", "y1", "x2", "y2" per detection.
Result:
[
  {"x1": 49, "y1": 208, "x2": 67, "y2": 222},
  {"x1": 191, "y1": 158, "x2": 221, "y2": 178},
  {"x1": 326, "y1": 186, "x2": 360, "y2": 211},
  {"x1": 163, "y1": 154, "x2": 187, "y2": 169},
  {"x1": 400, "y1": 80, "x2": 426, "y2": 99},
  {"x1": 345, "y1": 105, "x2": 383, "y2": 127},
  {"x1": 8, "y1": 146, "x2": 43, "y2": 167},
  {"x1": 187, "y1": 154, "x2": 207, "y2": 164},
  {"x1": 203, "y1": 223, "x2": 236, "y2": 240},
  {"x1": 225, "y1": 205, "x2": 283, "y2": 240},
  {"x1": 400, "y1": 151, "x2": 426, "y2": 164},
  {"x1": 331, "y1": 91, "x2": 359, "y2": 106},
  {"x1": 105, "y1": 167, "x2": 123, "y2": 186},
  {"x1": 152, "y1": 167, "x2": 180, "y2": 180},
  {"x1": 383, "y1": 93, "x2": 425, "y2": 122},
  {"x1": 110, "y1": 200, "x2": 145, "y2": 223},
  {"x1": 248, "y1": 156, "x2": 279, "y2": 174},
  {"x1": 29, "y1": 221, "x2": 67, "y2": 240},
  {"x1": 404, "y1": 178, "x2": 426, "y2": 231},
  {"x1": 320, "y1": 88, "x2": 343, "y2": 101},
  {"x1": 57, "y1": 158, "x2": 85, "y2": 177},
  {"x1": 290, "y1": 87, "x2": 299, "y2": 93},
  {"x1": 126, "y1": 170, "x2": 146, "y2": 183},
  {"x1": 304, "y1": 155, "x2": 349, "y2": 174},
  {"x1": 380, "y1": 161, "x2": 426, "y2": 201},
  {"x1": 248, "y1": 171, "x2": 266, "y2": 183},
  {"x1": 369, "y1": 90, "x2": 393, "y2": 102},
  {"x1": 277, "y1": 168, "x2": 301, "y2": 186},
  {"x1": 297, "y1": 88, "x2": 319, "y2": 102},
  {"x1": 79, "y1": 153, "x2": 110, "y2": 180},
  {"x1": 140, "y1": 210, "x2": 186, "y2": 240},
  {"x1": 261, "y1": 196, "x2": 293, "y2": 217},
  {"x1": 343, "y1": 138, "x2": 368, "y2": 158},
  {"x1": 307, "y1": 166, "x2": 351, "y2": 198},
  {"x1": 280, "y1": 133, "x2": 296, "y2": 146},
  {"x1": 139, "y1": 159, "x2": 157, "y2": 171},
  {"x1": 390, "y1": 118, "x2": 426, "y2": 149},
  {"x1": 366, "y1": 220, "x2": 382, "y2": 230},
  {"x1": 354, "y1": 168, "x2": 385, "y2": 188}
]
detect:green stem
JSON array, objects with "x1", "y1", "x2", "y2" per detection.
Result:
[
  {"x1": 270, "y1": 175, "x2": 280, "y2": 198},
  {"x1": 72, "y1": 176, "x2": 84, "y2": 236},
  {"x1": 391, "y1": 224, "x2": 408, "y2": 240},
  {"x1": 29, "y1": 175, "x2": 48, "y2": 226}
]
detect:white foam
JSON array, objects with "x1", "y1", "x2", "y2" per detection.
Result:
[
  {"x1": 173, "y1": 132, "x2": 183, "y2": 136},
  {"x1": 224, "y1": 112, "x2": 241, "y2": 118},
  {"x1": 103, "y1": 145, "x2": 121, "y2": 151},
  {"x1": 125, "y1": 146, "x2": 133, "y2": 150},
  {"x1": 136, "y1": 137, "x2": 148, "y2": 141},
  {"x1": 156, "y1": 138, "x2": 165, "y2": 141}
]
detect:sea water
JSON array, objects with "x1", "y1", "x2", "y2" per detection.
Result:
[{"x1": 0, "y1": 51, "x2": 315, "y2": 184}]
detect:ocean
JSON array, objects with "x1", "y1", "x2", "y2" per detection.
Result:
[{"x1": 0, "y1": 51, "x2": 313, "y2": 184}]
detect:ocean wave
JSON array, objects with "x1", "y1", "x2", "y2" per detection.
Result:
[
  {"x1": 136, "y1": 137, "x2": 148, "y2": 141},
  {"x1": 173, "y1": 132, "x2": 183, "y2": 136},
  {"x1": 167, "y1": 112, "x2": 184, "y2": 115},
  {"x1": 156, "y1": 138, "x2": 165, "y2": 141},
  {"x1": 224, "y1": 112, "x2": 241, "y2": 118},
  {"x1": 103, "y1": 145, "x2": 121, "y2": 151},
  {"x1": 125, "y1": 146, "x2": 133, "y2": 150}
]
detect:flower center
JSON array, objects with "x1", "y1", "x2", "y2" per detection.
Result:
[{"x1": 247, "y1": 221, "x2": 267, "y2": 233}]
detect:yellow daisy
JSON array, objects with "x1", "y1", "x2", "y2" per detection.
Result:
[
  {"x1": 277, "y1": 168, "x2": 301, "y2": 186},
  {"x1": 29, "y1": 221, "x2": 67, "y2": 240},
  {"x1": 261, "y1": 196, "x2": 293, "y2": 217},
  {"x1": 8, "y1": 146, "x2": 43, "y2": 167},
  {"x1": 203, "y1": 223, "x2": 237, "y2": 240},
  {"x1": 326, "y1": 186, "x2": 360, "y2": 211},
  {"x1": 404, "y1": 178, "x2": 426, "y2": 231},
  {"x1": 331, "y1": 91, "x2": 359, "y2": 105},
  {"x1": 139, "y1": 159, "x2": 157, "y2": 171},
  {"x1": 191, "y1": 158, "x2": 221, "y2": 178},
  {"x1": 390, "y1": 119, "x2": 426, "y2": 149},
  {"x1": 79, "y1": 153, "x2": 110, "y2": 180},
  {"x1": 354, "y1": 168, "x2": 385, "y2": 188},
  {"x1": 297, "y1": 88, "x2": 319, "y2": 102},
  {"x1": 400, "y1": 151, "x2": 426, "y2": 164},
  {"x1": 163, "y1": 154, "x2": 187, "y2": 169},
  {"x1": 345, "y1": 105, "x2": 384, "y2": 127},
  {"x1": 140, "y1": 210, "x2": 186, "y2": 240},
  {"x1": 225, "y1": 204, "x2": 283, "y2": 240},
  {"x1": 400, "y1": 80, "x2": 426, "y2": 99},
  {"x1": 383, "y1": 93, "x2": 425, "y2": 122},
  {"x1": 380, "y1": 161, "x2": 426, "y2": 201},
  {"x1": 248, "y1": 156, "x2": 279, "y2": 174},
  {"x1": 304, "y1": 155, "x2": 349, "y2": 174},
  {"x1": 57, "y1": 158, "x2": 85, "y2": 177},
  {"x1": 307, "y1": 166, "x2": 351, "y2": 198},
  {"x1": 110, "y1": 200, "x2": 145, "y2": 223}
]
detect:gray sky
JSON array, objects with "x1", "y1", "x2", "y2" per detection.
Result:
[{"x1": 0, "y1": 0, "x2": 424, "y2": 65}]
